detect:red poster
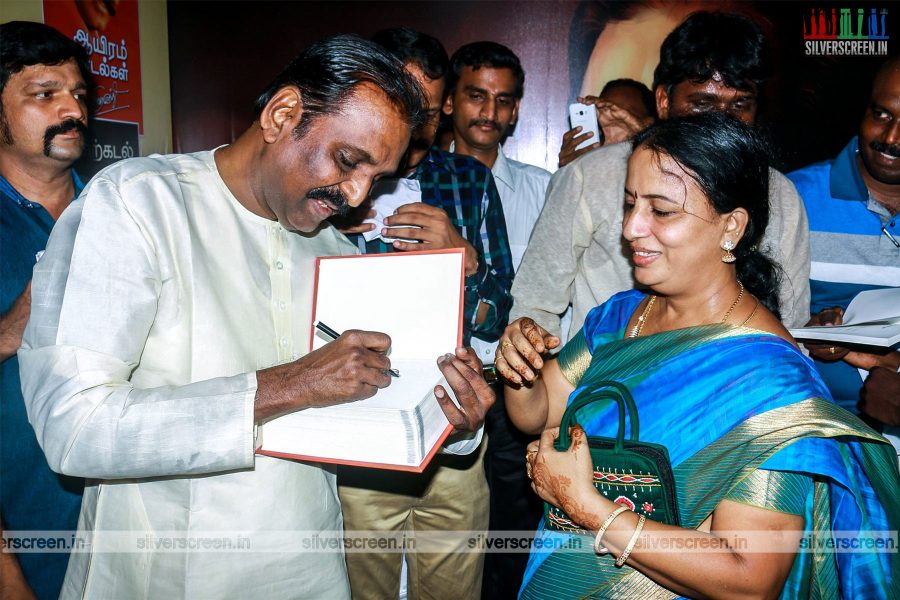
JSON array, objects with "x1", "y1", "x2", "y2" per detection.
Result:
[{"x1": 43, "y1": 0, "x2": 143, "y2": 133}]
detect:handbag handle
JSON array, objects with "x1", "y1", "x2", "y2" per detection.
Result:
[{"x1": 557, "y1": 380, "x2": 640, "y2": 453}]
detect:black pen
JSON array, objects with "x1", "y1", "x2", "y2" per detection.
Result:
[{"x1": 315, "y1": 321, "x2": 400, "y2": 377}]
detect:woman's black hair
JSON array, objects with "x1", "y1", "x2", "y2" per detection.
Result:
[{"x1": 632, "y1": 112, "x2": 781, "y2": 317}]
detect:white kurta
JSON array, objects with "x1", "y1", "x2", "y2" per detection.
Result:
[{"x1": 19, "y1": 150, "x2": 357, "y2": 599}]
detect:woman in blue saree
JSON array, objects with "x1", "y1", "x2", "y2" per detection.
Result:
[{"x1": 495, "y1": 114, "x2": 899, "y2": 599}]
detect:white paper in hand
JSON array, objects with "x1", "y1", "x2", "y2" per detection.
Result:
[
  {"x1": 362, "y1": 178, "x2": 422, "y2": 243},
  {"x1": 841, "y1": 287, "x2": 900, "y2": 324}
]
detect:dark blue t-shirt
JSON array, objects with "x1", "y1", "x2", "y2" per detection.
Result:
[{"x1": 1, "y1": 173, "x2": 85, "y2": 600}]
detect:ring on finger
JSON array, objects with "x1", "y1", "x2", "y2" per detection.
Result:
[{"x1": 501, "y1": 340, "x2": 514, "y2": 351}]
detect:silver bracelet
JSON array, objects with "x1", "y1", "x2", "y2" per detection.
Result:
[
  {"x1": 615, "y1": 514, "x2": 646, "y2": 567},
  {"x1": 593, "y1": 505, "x2": 629, "y2": 555}
]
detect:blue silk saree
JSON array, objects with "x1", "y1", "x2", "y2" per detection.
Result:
[{"x1": 519, "y1": 290, "x2": 899, "y2": 599}]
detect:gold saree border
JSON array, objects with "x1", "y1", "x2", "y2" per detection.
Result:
[{"x1": 596, "y1": 398, "x2": 893, "y2": 599}]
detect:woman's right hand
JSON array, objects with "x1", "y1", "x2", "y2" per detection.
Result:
[{"x1": 495, "y1": 317, "x2": 560, "y2": 385}]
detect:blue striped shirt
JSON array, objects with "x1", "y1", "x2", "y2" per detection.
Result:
[{"x1": 788, "y1": 137, "x2": 899, "y2": 411}]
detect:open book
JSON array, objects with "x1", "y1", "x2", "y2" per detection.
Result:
[
  {"x1": 258, "y1": 249, "x2": 465, "y2": 472},
  {"x1": 789, "y1": 288, "x2": 900, "y2": 347}
]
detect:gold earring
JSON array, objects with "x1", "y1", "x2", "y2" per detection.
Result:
[{"x1": 721, "y1": 240, "x2": 736, "y2": 263}]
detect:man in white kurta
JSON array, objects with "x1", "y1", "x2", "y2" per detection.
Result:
[
  {"x1": 23, "y1": 150, "x2": 355, "y2": 598},
  {"x1": 18, "y1": 36, "x2": 494, "y2": 599}
]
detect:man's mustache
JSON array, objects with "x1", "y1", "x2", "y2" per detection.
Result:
[
  {"x1": 308, "y1": 186, "x2": 350, "y2": 216},
  {"x1": 43, "y1": 119, "x2": 88, "y2": 156},
  {"x1": 871, "y1": 140, "x2": 900, "y2": 159},
  {"x1": 468, "y1": 118, "x2": 500, "y2": 131}
]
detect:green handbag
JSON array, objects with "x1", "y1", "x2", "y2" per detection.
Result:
[{"x1": 543, "y1": 380, "x2": 680, "y2": 533}]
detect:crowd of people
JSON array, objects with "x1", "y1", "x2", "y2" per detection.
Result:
[{"x1": 0, "y1": 10, "x2": 898, "y2": 600}]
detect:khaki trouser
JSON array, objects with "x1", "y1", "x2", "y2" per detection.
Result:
[{"x1": 338, "y1": 442, "x2": 489, "y2": 600}]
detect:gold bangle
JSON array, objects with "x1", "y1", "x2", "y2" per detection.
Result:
[
  {"x1": 593, "y1": 505, "x2": 629, "y2": 555},
  {"x1": 615, "y1": 514, "x2": 646, "y2": 567}
]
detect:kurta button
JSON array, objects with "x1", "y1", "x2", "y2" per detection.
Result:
[{"x1": 275, "y1": 261, "x2": 284, "y2": 270}]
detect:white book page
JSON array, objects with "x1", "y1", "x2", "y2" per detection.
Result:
[
  {"x1": 789, "y1": 288, "x2": 900, "y2": 346},
  {"x1": 842, "y1": 287, "x2": 900, "y2": 324},
  {"x1": 312, "y1": 251, "x2": 463, "y2": 360}
]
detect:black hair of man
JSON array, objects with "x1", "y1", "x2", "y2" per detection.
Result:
[
  {"x1": 448, "y1": 41, "x2": 525, "y2": 98},
  {"x1": 253, "y1": 34, "x2": 426, "y2": 140},
  {"x1": 0, "y1": 21, "x2": 92, "y2": 99},
  {"x1": 652, "y1": 11, "x2": 772, "y2": 96},
  {"x1": 371, "y1": 27, "x2": 449, "y2": 81},
  {"x1": 600, "y1": 78, "x2": 656, "y2": 118}
]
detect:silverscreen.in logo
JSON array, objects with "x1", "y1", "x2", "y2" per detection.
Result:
[{"x1": 803, "y1": 7, "x2": 889, "y2": 56}]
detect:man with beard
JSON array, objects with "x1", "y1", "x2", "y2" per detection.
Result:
[
  {"x1": 0, "y1": 21, "x2": 90, "y2": 600},
  {"x1": 789, "y1": 56, "x2": 900, "y2": 434},
  {"x1": 336, "y1": 28, "x2": 512, "y2": 600},
  {"x1": 18, "y1": 35, "x2": 494, "y2": 598}
]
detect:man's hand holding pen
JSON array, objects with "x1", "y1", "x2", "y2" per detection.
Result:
[
  {"x1": 316, "y1": 322, "x2": 399, "y2": 377},
  {"x1": 255, "y1": 326, "x2": 494, "y2": 434},
  {"x1": 254, "y1": 329, "x2": 394, "y2": 423}
]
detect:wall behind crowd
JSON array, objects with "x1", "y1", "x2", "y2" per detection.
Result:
[
  {"x1": 168, "y1": 0, "x2": 894, "y2": 174},
  {"x1": 0, "y1": 0, "x2": 173, "y2": 159},
  {"x1": 167, "y1": 0, "x2": 573, "y2": 171}
]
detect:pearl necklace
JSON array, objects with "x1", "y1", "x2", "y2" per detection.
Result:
[{"x1": 628, "y1": 282, "x2": 745, "y2": 339}]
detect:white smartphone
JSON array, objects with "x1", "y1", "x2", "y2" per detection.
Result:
[{"x1": 568, "y1": 102, "x2": 602, "y2": 151}]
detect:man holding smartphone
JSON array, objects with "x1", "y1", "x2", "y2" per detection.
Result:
[
  {"x1": 561, "y1": 78, "x2": 656, "y2": 167},
  {"x1": 511, "y1": 12, "x2": 811, "y2": 344}
]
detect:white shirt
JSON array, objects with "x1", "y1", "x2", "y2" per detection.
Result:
[
  {"x1": 448, "y1": 143, "x2": 551, "y2": 364},
  {"x1": 20, "y1": 151, "x2": 357, "y2": 599}
]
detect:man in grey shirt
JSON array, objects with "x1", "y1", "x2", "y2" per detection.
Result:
[{"x1": 512, "y1": 12, "x2": 810, "y2": 339}]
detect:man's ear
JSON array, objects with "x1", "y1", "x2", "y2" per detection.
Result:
[
  {"x1": 655, "y1": 85, "x2": 670, "y2": 120},
  {"x1": 442, "y1": 92, "x2": 454, "y2": 116},
  {"x1": 259, "y1": 86, "x2": 303, "y2": 144},
  {"x1": 722, "y1": 207, "x2": 750, "y2": 246},
  {"x1": 510, "y1": 98, "x2": 521, "y2": 127}
]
